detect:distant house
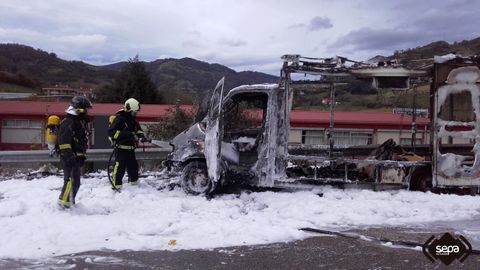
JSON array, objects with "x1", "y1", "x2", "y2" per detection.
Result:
[
  {"x1": 42, "y1": 84, "x2": 95, "y2": 100},
  {"x1": 350, "y1": 67, "x2": 426, "y2": 90},
  {"x1": 353, "y1": 58, "x2": 427, "y2": 90}
]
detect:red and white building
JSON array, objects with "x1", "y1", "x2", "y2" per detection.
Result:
[
  {"x1": 0, "y1": 101, "x2": 193, "y2": 150},
  {"x1": 0, "y1": 100, "x2": 430, "y2": 150},
  {"x1": 289, "y1": 110, "x2": 430, "y2": 146}
]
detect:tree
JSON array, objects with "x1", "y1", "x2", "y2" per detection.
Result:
[
  {"x1": 146, "y1": 106, "x2": 196, "y2": 140},
  {"x1": 96, "y1": 55, "x2": 162, "y2": 103}
]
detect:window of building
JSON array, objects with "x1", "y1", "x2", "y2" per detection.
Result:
[
  {"x1": 1, "y1": 119, "x2": 43, "y2": 144},
  {"x1": 2, "y1": 119, "x2": 15, "y2": 127},
  {"x1": 2, "y1": 119, "x2": 42, "y2": 129},
  {"x1": 30, "y1": 121, "x2": 42, "y2": 128},
  {"x1": 16, "y1": 119, "x2": 29, "y2": 128},
  {"x1": 301, "y1": 130, "x2": 324, "y2": 145},
  {"x1": 332, "y1": 131, "x2": 372, "y2": 146},
  {"x1": 399, "y1": 138, "x2": 423, "y2": 145}
]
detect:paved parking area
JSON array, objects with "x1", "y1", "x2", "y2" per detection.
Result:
[{"x1": 1, "y1": 227, "x2": 478, "y2": 269}]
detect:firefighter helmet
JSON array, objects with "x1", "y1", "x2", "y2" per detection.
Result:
[
  {"x1": 71, "y1": 96, "x2": 92, "y2": 109},
  {"x1": 124, "y1": 98, "x2": 140, "y2": 112},
  {"x1": 70, "y1": 96, "x2": 92, "y2": 114}
]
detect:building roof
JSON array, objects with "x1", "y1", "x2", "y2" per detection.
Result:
[
  {"x1": 291, "y1": 110, "x2": 430, "y2": 127},
  {"x1": 0, "y1": 100, "x2": 430, "y2": 128},
  {"x1": 0, "y1": 101, "x2": 194, "y2": 120}
]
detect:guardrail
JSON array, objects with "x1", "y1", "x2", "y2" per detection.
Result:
[
  {"x1": 2, "y1": 144, "x2": 469, "y2": 164},
  {"x1": 0, "y1": 148, "x2": 171, "y2": 163}
]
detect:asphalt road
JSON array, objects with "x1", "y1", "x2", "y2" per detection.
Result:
[{"x1": 1, "y1": 227, "x2": 478, "y2": 270}]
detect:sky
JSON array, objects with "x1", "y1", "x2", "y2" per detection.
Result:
[{"x1": 0, "y1": 0, "x2": 479, "y2": 74}]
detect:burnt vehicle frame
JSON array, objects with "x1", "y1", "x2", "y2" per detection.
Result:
[
  {"x1": 165, "y1": 55, "x2": 480, "y2": 194},
  {"x1": 431, "y1": 57, "x2": 480, "y2": 192}
]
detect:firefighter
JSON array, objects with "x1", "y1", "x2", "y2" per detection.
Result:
[
  {"x1": 58, "y1": 96, "x2": 92, "y2": 208},
  {"x1": 108, "y1": 98, "x2": 149, "y2": 189}
]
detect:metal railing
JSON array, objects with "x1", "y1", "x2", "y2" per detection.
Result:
[{"x1": 0, "y1": 148, "x2": 171, "y2": 163}]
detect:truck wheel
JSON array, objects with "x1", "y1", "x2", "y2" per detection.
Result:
[
  {"x1": 181, "y1": 161, "x2": 212, "y2": 195},
  {"x1": 409, "y1": 166, "x2": 432, "y2": 192}
]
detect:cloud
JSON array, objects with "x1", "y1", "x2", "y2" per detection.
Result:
[
  {"x1": 187, "y1": 30, "x2": 201, "y2": 37},
  {"x1": 52, "y1": 34, "x2": 107, "y2": 48},
  {"x1": 218, "y1": 38, "x2": 247, "y2": 47},
  {"x1": 288, "y1": 16, "x2": 332, "y2": 31},
  {"x1": 328, "y1": 2, "x2": 480, "y2": 60},
  {"x1": 0, "y1": 27, "x2": 43, "y2": 42},
  {"x1": 182, "y1": 40, "x2": 204, "y2": 48},
  {"x1": 308, "y1": 16, "x2": 333, "y2": 31},
  {"x1": 189, "y1": 50, "x2": 281, "y2": 74},
  {"x1": 82, "y1": 54, "x2": 104, "y2": 63},
  {"x1": 404, "y1": 9, "x2": 480, "y2": 43},
  {"x1": 329, "y1": 27, "x2": 420, "y2": 51},
  {"x1": 288, "y1": 23, "x2": 305, "y2": 29},
  {"x1": 1, "y1": 0, "x2": 480, "y2": 73}
]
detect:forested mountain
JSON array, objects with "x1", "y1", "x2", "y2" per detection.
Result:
[
  {"x1": 0, "y1": 43, "x2": 278, "y2": 102},
  {"x1": 143, "y1": 57, "x2": 277, "y2": 93},
  {"x1": 0, "y1": 44, "x2": 114, "y2": 89},
  {"x1": 389, "y1": 37, "x2": 480, "y2": 67}
]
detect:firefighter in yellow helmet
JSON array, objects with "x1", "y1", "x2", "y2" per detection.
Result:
[
  {"x1": 57, "y1": 96, "x2": 92, "y2": 208},
  {"x1": 108, "y1": 98, "x2": 149, "y2": 188}
]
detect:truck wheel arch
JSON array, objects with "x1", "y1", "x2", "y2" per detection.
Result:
[{"x1": 408, "y1": 166, "x2": 432, "y2": 192}]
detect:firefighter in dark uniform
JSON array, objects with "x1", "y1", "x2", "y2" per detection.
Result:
[
  {"x1": 58, "y1": 96, "x2": 92, "y2": 208},
  {"x1": 108, "y1": 98, "x2": 148, "y2": 189}
]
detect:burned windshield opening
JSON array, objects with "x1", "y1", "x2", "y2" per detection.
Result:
[{"x1": 222, "y1": 93, "x2": 268, "y2": 142}]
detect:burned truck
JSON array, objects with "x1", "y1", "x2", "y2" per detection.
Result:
[{"x1": 165, "y1": 55, "x2": 480, "y2": 195}]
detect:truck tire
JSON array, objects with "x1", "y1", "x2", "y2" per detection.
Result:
[
  {"x1": 181, "y1": 160, "x2": 212, "y2": 195},
  {"x1": 409, "y1": 166, "x2": 432, "y2": 192}
]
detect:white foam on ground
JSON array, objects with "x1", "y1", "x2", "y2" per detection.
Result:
[{"x1": 0, "y1": 174, "x2": 479, "y2": 258}]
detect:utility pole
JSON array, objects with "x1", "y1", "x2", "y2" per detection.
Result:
[
  {"x1": 411, "y1": 84, "x2": 417, "y2": 152},
  {"x1": 175, "y1": 98, "x2": 180, "y2": 117},
  {"x1": 328, "y1": 82, "x2": 335, "y2": 160}
]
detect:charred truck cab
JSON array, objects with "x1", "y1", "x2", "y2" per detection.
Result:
[
  {"x1": 166, "y1": 77, "x2": 285, "y2": 194},
  {"x1": 166, "y1": 54, "x2": 480, "y2": 195}
]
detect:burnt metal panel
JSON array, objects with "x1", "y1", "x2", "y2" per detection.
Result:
[{"x1": 432, "y1": 59, "x2": 480, "y2": 187}]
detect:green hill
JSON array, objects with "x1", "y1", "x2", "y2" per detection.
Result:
[
  {"x1": 391, "y1": 37, "x2": 480, "y2": 66},
  {"x1": 0, "y1": 43, "x2": 278, "y2": 103},
  {"x1": 0, "y1": 44, "x2": 115, "y2": 90}
]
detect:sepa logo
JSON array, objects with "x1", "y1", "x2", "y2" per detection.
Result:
[{"x1": 423, "y1": 232, "x2": 472, "y2": 265}]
